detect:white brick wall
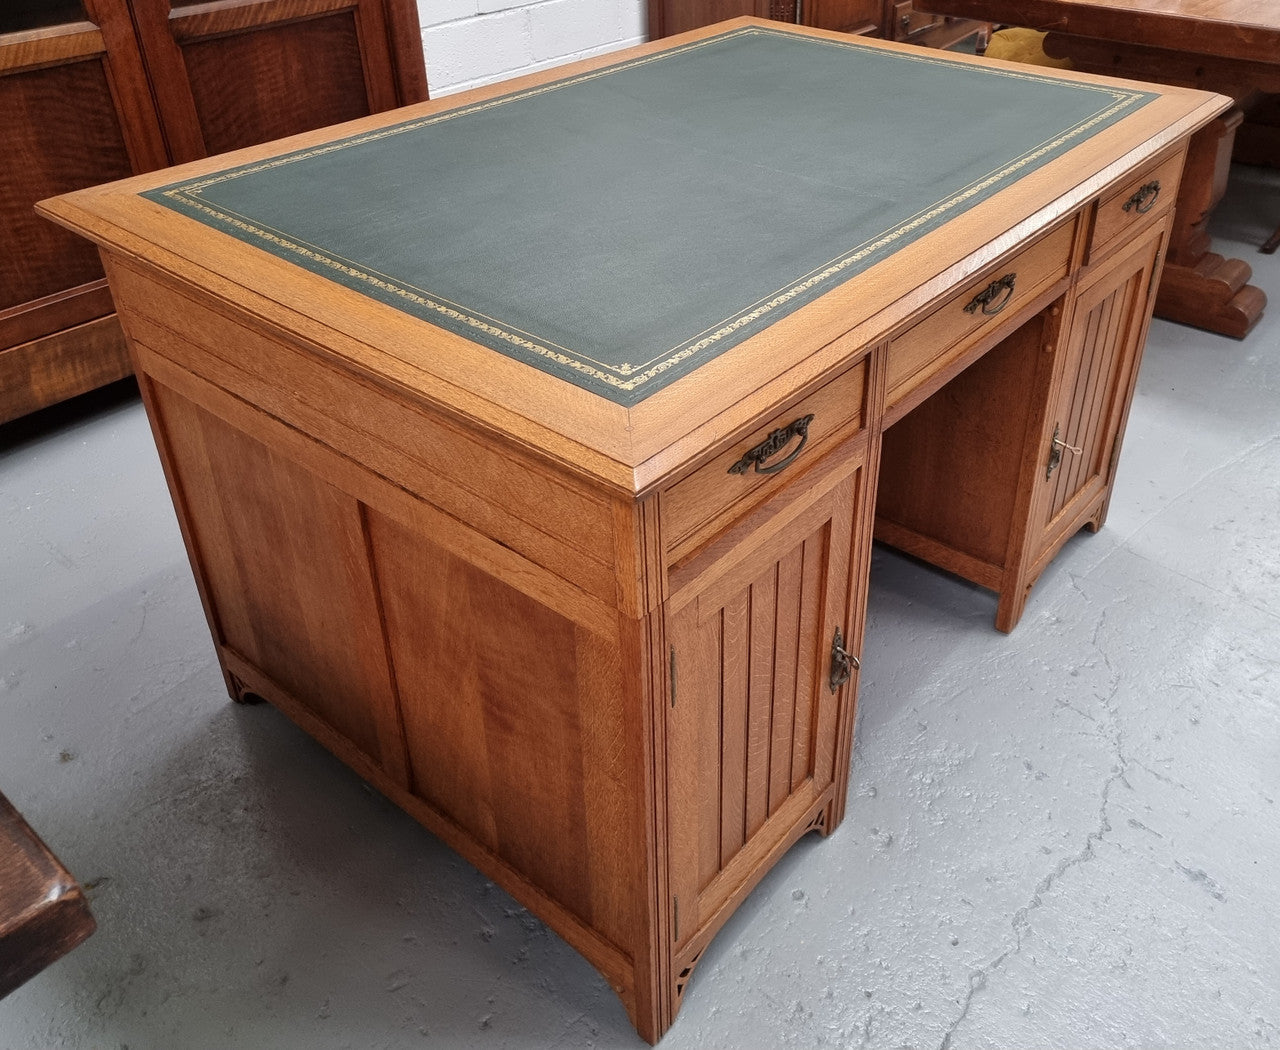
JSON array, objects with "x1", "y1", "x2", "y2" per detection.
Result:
[{"x1": 419, "y1": 0, "x2": 648, "y2": 96}]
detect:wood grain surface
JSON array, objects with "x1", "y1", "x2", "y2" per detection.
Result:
[
  {"x1": 0, "y1": 792, "x2": 95, "y2": 999},
  {"x1": 35, "y1": 18, "x2": 1229, "y2": 1042}
]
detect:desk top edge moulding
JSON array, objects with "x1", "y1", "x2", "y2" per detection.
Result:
[{"x1": 37, "y1": 18, "x2": 1228, "y2": 1043}]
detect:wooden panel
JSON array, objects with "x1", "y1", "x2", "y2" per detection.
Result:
[
  {"x1": 0, "y1": 791, "x2": 95, "y2": 998},
  {"x1": 767, "y1": 544, "x2": 801, "y2": 809},
  {"x1": 1046, "y1": 276, "x2": 1131, "y2": 520},
  {"x1": 1013, "y1": 224, "x2": 1165, "y2": 625},
  {"x1": 877, "y1": 311, "x2": 1049, "y2": 572},
  {"x1": 886, "y1": 220, "x2": 1074, "y2": 409},
  {"x1": 147, "y1": 381, "x2": 403, "y2": 773},
  {"x1": 366, "y1": 509, "x2": 640, "y2": 946},
  {"x1": 1088, "y1": 150, "x2": 1183, "y2": 262},
  {"x1": 108, "y1": 261, "x2": 621, "y2": 607},
  {"x1": 0, "y1": 23, "x2": 102, "y2": 72},
  {"x1": 181, "y1": 12, "x2": 372, "y2": 156},
  {"x1": 666, "y1": 450, "x2": 859, "y2": 952},
  {"x1": 0, "y1": 314, "x2": 130, "y2": 424},
  {"x1": 0, "y1": 57, "x2": 132, "y2": 325},
  {"x1": 660, "y1": 358, "x2": 867, "y2": 564},
  {"x1": 129, "y1": 0, "x2": 422, "y2": 163}
]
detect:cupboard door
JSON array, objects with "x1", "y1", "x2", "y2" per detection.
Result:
[
  {"x1": 129, "y1": 0, "x2": 428, "y2": 162},
  {"x1": 664, "y1": 451, "x2": 864, "y2": 968},
  {"x1": 0, "y1": 0, "x2": 166, "y2": 418},
  {"x1": 1038, "y1": 223, "x2": 1166, "y2": 544}
]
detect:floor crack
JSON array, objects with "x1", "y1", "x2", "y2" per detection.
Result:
[{"x1": 936, "y1": 619, "x2": 1128, "y2": 1050}]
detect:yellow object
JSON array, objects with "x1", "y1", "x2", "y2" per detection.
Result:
[{"x1": 985, "y1": 27, "x2": 1073, "y2": 69}]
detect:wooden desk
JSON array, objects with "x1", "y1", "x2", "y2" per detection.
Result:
[
  {"x1": 915, "y1": 0, "x2": 1279, "y2": 337},
  {"x1": 1, "y1": 792, "x2": 96, "y2": 998},
  {"x1": 38, "y1": 20, "x2": 1225, "y2": 1042}
]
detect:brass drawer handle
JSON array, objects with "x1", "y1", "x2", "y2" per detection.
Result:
[
  {"x1": 964, "y1": 272, "x2": 1017, "y2": 316},
  {"x1": 728, "y1": 414, "x2": 815, "y2": 476},
  {"x1": 1122, "y1": 180, "x2": 1161, "y2": 215},
  {"x1": 829, "y1": 627, "x2": 859, "y2": 693}
]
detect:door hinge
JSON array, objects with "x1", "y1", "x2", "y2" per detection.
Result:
[
  {"x1": 669, "y1": 646, "x2": 677, "y2": 708},
  {"x1": 1148, "y1": 249, "x2": 1163, "y2": 298}
]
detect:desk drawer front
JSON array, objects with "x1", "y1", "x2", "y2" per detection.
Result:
[
  {"x1": 1089, "y1": 152, "x2": 1182, "y2": 263},
  {"x1": 660, "y1": 359, "x2": 868, "y2": 564},
  {"x1": 887, "y1": 221, "x2": 1074, "y2": 410}
]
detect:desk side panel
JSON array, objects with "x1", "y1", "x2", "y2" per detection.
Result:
[
  {"x1": 112, "y1": 259, "x2": 664, "y2": 1037},
  {"x1": 105, "y1": 257, "x2": 622, "y2": 610}
]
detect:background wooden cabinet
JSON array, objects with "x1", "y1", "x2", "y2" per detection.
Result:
[
  {"x1": 647, "y1": 0, "x2": 987, "y2": 47},
  {"x1": 1, "y1": 0, "x2": 427, "y2": 423}
]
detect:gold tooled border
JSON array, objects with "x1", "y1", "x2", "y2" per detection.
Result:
[{"x1": 149, "y1": 26, "x2": 1152, "y2": 398}]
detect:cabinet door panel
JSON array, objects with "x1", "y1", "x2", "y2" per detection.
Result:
[
  {"x1": 1041, "y1": 225, "x2": 1164, "y2": 534},
  {"x1": 132, "y1": 0, "x2": 424, "y2": 162},
  {"x1": 1, "y1": 6, "x2": 165, "y2": 348},
  {"x1": 666, "y1": 456, "x2": 862, "y2": 953},
  {"x1": 0, "y1": 60, "x2": 128, "y2": 321}
]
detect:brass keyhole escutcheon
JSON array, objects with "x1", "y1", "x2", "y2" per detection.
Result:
[
  {"x1": 1046, "y1": 423, "x2": 1082, "y2": 479},
  {"x1": 829, "y1": 627, "x2": 859, "y2": 693}
]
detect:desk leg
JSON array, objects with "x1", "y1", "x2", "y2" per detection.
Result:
[{"x1": 1155, "y1": 111, "x2": 1268, "y2": 338}]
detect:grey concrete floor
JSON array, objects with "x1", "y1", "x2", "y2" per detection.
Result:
[{"x1": 2, "y1": 165, "x2": 1278, "y2": 1050}]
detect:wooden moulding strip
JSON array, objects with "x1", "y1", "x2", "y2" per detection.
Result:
[
  {"x1": 218, "y1": 647, "x2": 642, "y2": 1019},
  {"x1": 0, "y1": 315, "x2": 131, "y2": 424},
  {"x1": 168, "y1": 0, "x2": 359, "y2": 44},
  {"x1": 873, "y1": 517, "x2": 1006, "y2": 592},
  {"x1": 0, "y1": 23, "x2": 105, "y2": 75}
]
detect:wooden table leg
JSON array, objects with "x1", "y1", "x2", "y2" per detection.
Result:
[{"x1": 1155, "y1": 110, "x2": 1268, "y2": 337}]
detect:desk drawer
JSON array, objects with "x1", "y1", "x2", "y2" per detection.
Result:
[
  {"x1": 887, "y1": 220, "x2": 1074, "y2": 410},
  {"x1": 661, "y1": 358, "x2": 868, "y2": 563},
  {"x1": 1088, "y1": 152, "x2": 1182, "y2": 263}
]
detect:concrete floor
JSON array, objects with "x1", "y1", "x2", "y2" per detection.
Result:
[{"x1": 2, "y1": 165, "x2": 1278, "y2": 1050}]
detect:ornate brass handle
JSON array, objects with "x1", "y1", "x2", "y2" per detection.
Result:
[
  {"x1": 829, "y1": 627, "x2": 859, "y2": 693},
  {"x1": 1122, "y1": 180, "x2": 1161, "y2": 215},
  {"x1": 1045, "y1": 423, "x2": 1083, "y2": 479},
  {"x1": 964, "y1": 273, "x2": 1017, "y2": 316},
  {"x1": 728, "y1": 414, "x2": 814, "y2": 476}
]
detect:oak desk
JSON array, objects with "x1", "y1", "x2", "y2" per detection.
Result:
[
  {"x1": 915, "y1": 0, "x2": 1279, "y2": 336},
  {"x1": 39, "y1": 20, "x2": 1225, "y2": 1042}
]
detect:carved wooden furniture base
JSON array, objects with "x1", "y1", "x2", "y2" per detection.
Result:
[{"x1": 1156, "y1": 255, "x2": 1267, "y2": 337}]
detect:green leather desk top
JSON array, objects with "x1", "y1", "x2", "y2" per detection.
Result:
[{"x1": 145, "y1": 26, "x2": 1153, "y2": 406}]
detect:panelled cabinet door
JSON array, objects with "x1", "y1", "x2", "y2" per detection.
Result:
[
  {"x1": 0, "y1": 0, "x2": 165, "y2": 394},
  {"x1": 663, "y1": 452, "x2": 864, "y2": 970},
  {"x1": 1039, "y1": 223, "x2": 1166, "y2": 541},
  {"x1": 129, "y1": 0, "x2": 427, "y2": 162}
]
